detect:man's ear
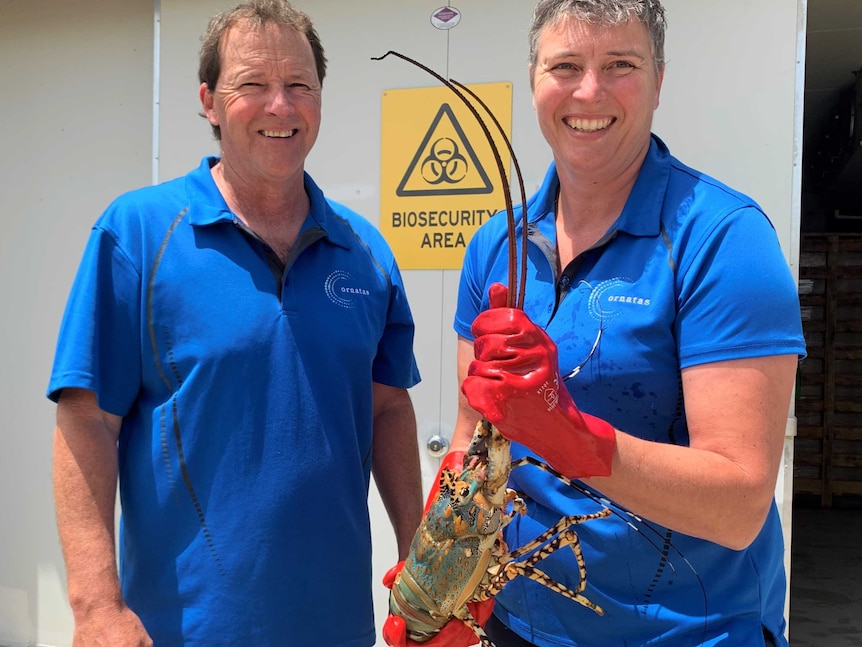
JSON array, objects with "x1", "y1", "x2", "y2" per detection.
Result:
[{"x1": 199, "y1": 83, "x2": 218, "y2": 125}]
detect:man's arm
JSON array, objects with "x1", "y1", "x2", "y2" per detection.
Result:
[
  {"x1": 451, "y1": 336, "x2": 483, "y2": 453},
  {"x1": 53, "y1": 387, "x2": 152, "y2": 646},
  {"x1": 371, "y1": 383, "x2": 423, "y2": 559}
]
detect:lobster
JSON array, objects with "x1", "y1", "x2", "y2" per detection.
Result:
[
  {"x1": 373, "y1": 51, "x2": 615, "y2": 646},
  {"x1": 390, "y1": 418, "x2": 612, "y2": 645}
]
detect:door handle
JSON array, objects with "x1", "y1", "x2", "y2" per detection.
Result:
[{"x1": 426, "y1": 434, "x2": 449, "y2": 458}]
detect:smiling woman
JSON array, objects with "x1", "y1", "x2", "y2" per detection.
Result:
[
  {"x1": 530, "y1": 16, "x2": 663, "y2": 253},
  {"x1": 2, "y1": 0, "x2": 806, "y2": 644},
  {"x1": 438, "y1": 1, "x2": 806, "y2": 646}
]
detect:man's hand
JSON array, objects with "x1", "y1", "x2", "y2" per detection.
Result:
[
  {"x1": 461, "y1": 283, "x2": 616, "y2": 479},
  {"x1": 72, "y1": 603, "x2": 153, "y2": 647}
]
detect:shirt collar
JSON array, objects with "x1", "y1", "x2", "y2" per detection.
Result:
[
  {"x1": 184, "y1": 156, "x2": 352, "y2": 249},
  {"x1": 532, "y1": 134, "x2": 672, "y2": 239}
]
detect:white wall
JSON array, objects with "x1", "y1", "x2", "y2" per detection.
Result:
[
  {"x1": 0, "y1": 1, "x2": 803, "y2": 645},
  {"x1": 0, "y1": 2, "x2": 152, "y2": 645}
]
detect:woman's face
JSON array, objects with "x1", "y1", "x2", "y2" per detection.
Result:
[{"x1": 531, "y1": 16, "x2": 664, "y2": 181}]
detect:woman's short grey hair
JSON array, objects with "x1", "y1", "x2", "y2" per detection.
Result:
[
  {"x1": 198, "y1": 0, "x2": 327, "y2": 140},
  {"x1": 528, "y1": 0, "x2": 666, "y2": 73}
]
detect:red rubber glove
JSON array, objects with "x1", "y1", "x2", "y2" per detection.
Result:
[
  {"x1": 382, "y1": 451, "x2": 495, "y2": 647},
  {"x1": 462, "y1": 283, "x2": 616, "y2": 479}
]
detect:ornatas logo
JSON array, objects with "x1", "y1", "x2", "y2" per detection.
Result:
[
  {"x1": 588, "y1": 277, "x2": 651, "y2": 322},
  {"x1": 324, "y1": 270, "x2": 370, "y2": 309}
]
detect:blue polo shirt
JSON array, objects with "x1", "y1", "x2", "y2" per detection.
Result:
[
  {"x1": 48, "y1": 157, "x2": 420, "y2": 647},
  {"x1": 455, "y1": 136, "x2": 805, "y2": 646}
]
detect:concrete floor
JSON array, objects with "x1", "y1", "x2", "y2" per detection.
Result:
[{"x1": 789, "y1": 505, "x2": 862, "y2": 646}]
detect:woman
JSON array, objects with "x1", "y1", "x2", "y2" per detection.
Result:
[{"x1": 389, "y1": 0, "x2": 805, "y2": 645}]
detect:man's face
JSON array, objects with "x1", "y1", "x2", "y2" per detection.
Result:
[{"x1": 200, "y1": 22, "x2": 322, "y2": 186}]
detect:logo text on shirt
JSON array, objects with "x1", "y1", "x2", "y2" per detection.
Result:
[
  {"x1": 324, "y1": 271, "x2": 369, "y2": 309},
  {"x1": 588, "y1": 278, "x2": 651, "y2": 322}
]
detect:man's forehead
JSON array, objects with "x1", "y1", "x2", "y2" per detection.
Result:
[{"x1": 219, "y1": 22, "x2": 307, "y2": 53}]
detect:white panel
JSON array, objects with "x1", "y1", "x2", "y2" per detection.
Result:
[
  {"x1": 656, "y1": 0, "x2": 799, "y2": 256},
  {"x1": 0, "y1": 1, "x2": 153, "y2": 645},
  {"x1": 158, "y1": 0, "x2": 225, "y2": 181}
]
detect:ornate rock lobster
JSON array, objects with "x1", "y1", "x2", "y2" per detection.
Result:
[{"x1": 390, "y1": 418, "x2": 612, "y2": 645}]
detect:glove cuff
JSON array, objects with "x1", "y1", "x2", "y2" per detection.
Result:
[
  {"x1": 544, "y1": 406, "x2": 617, "y2": 479},
  {"x1": 423, "y1": 451, "x2": 466, "y2": 513}
]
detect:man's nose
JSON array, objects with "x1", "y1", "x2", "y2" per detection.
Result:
[{"x1": 266, "y1": 86, "x2": 297, "y2": 115}]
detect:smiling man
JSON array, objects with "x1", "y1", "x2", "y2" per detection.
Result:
[{"x1": 48, "y1": 2, "x2": 423, "y2": 646}]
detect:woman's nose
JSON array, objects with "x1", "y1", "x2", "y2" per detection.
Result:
[{"x1": 573, "y1": 69, "x2": 604, "y2": 102}]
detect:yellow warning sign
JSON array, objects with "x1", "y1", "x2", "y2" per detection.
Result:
[{"x1": 381, "y1": 82, "x2": 513, "y2": 270}]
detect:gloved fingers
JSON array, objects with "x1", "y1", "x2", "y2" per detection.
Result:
[
  {"x1": 472, "y1": 336, "x2": 553, "y2": 368},
  {"x1": 382, "y1": 561, "x2": 405, "y2": 590},
  {"x1": 461, "y1": 376, "x2": 506, "y2": 424},
  {"x1": 472, "y1": 334, "x2": 516, "y2": 363},
  {"x1": 487, "y1": 282, "x2": 509, "y2": 309},
  {"x1": 472, "y1": 311, "x2": 554, "y2": 351},
  {"x1": 471, "y1": 307, "x2": 527, "y2": 337},
  {"x1": 382, "y1": 614, "x2": 408, "y2": 647}
]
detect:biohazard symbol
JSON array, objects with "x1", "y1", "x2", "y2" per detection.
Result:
[
  {"x1": 396, "y1": 103, "x2": 494, "y2": 197},
  {"x1": 421, "y1": 138, "x2": 468, "y2": 185}
]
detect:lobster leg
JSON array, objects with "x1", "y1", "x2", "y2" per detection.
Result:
[
  {"x1": 481, "y1": 510, "x2": 612, "y2": 615},
  {"x1": 503, "y1": 510, "x2": 612, "y2": 563},
  {"x1": 453, "y1": 606, "x2": 495, "y2": 647}
]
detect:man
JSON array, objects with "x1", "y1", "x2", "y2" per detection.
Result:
[{"x1": 49, "y1": 2, "x2": 423, "y2": 645}]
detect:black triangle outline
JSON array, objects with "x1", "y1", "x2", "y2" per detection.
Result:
[{"x1": 396, "y1": 103, "x2": 495, "y2": 197}]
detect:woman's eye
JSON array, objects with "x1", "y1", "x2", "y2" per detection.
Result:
[{"x1": 607, "y1": 61, "x2": 637, "y2": 75}]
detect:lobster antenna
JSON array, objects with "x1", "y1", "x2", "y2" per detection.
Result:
[
  {"x1": 372, "y1": 50, "x2": 525, "y2": 309},
  {"x1": 512, "y1": 454, "x2": 709, "y2": 642},
  {"x1": 449, "y1": 80, "x2": 528, "y2": 310}
]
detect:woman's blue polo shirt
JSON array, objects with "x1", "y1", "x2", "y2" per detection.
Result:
[{"x1": 455, "y1": 136, "x2": 805, "y2": 647}]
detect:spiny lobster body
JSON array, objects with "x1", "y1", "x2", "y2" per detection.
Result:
[{"x1": 388, "y1": 420, "x2": 610, "y2": 646}]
